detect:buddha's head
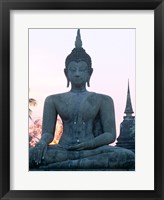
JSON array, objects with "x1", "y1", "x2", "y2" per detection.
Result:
[{"x1": 64, "y1": 29, "x2": 93, "y2": 87}]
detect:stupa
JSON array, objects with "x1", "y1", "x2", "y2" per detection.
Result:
[{"x1": 116, "y1": 81, "x2": 135, "y2": 152}]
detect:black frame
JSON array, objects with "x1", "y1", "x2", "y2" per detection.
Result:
[{"x1": 0, "y1": 0, "x2": 163, "y2": 199}]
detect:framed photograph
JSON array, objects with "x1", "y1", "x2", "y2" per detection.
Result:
[{"x1": 0, "y1": 0, "x2": 163, "y2": 199}]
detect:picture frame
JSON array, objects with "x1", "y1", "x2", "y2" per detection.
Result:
[{"x1": 0, "y1": 0, "x2": 163, "y2": 199}]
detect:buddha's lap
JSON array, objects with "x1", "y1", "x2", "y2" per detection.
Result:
[{"x1": 30, "y1": 144, "x2": 134, "y2": 167}]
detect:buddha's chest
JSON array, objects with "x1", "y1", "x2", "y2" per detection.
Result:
[{"x1": 55, "y1": 93, "x2": 101, "y2": 121}]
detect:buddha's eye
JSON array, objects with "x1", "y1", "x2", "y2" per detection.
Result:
[
  {"x1": 79, "y1": 67, "x2": 87, "y2": 72},
  {"x1": 69, "y1": 67, "x2": 76, "y2": 72}
]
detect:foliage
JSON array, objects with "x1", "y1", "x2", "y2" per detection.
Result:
[
  {"x1": 29, "y1": 119, "x2": 42, "y2": 147},
  {"x1": 29, "y1": 116, "x2": 63, "y2": 147},
  {"x1": 29, "y1": 98, "x2": 37, "y2": 120}
]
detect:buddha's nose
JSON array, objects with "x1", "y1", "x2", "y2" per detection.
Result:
[{"x1": 75, "y1": 69, "x2": 80, "y2": 77}]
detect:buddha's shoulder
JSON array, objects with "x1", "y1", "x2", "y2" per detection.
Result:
[
  {"x1": 90, "y1": 92, "x2": 113, "y2": 103},
  {"x1": 45, "y1": 92, "x2": 113, "y2": 104},
  {"x1": 44, "y1": 92, "x2": 68, "y2": 102}
]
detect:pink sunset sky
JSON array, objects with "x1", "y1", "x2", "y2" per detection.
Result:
[{"x1": 29, "y1": 28, "x2": 135, "y2": 138}]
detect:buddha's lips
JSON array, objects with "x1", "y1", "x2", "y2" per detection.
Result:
[{"x1": 74, "y1": 77, "x2": 82, "y2": 80}]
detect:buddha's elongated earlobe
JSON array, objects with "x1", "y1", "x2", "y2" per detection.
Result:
[
  {"x1": 87, "y1": 80, "x2": 90, "y2": 87},
  {"x1": 87, "y1": 68, "x2": 93, "y2": 87},
  {"x1": 87, "y1": 77, "x2": 91, "y2": 87},
  {"x1": 64, "y1": 68, "x2": 70, "y2": 87},
  {"x1": 67, "y1": 79, "x2": 70, "y2": 87}
]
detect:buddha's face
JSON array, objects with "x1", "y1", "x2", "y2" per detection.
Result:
[{"x1": 66, "y1": 61, "x2": 91, "y2": 87}]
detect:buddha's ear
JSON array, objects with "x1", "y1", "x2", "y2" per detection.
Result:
[
  {"x1": 87, "y1": 68, "x2": 93, "y2": 87},
  {"x1": 64, "y1": 68, "x2": 70, "y2": 88},
  {"x1": 89, "y1": 68, "x2": 93, "y2": 76},
  {"x1": 64, "y1": 68, "x2": 67, "y2": 77}
]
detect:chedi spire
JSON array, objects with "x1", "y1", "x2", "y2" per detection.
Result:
[{"x1": 124, "y1": 80, "x2": 134, "y2": 116}]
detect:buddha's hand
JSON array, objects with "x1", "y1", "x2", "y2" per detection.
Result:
[
  {"x1": 68, "y1": 140, "x2": 95, "y2": 151},
  {"x1": 33, "y1": 140, "x2": 47, "y2": 165}
]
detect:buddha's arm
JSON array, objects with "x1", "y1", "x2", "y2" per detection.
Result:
[
  {"x1": 32, "y1": 96, "x2": 57, "y2": 164},
  {"x1": 39, "y1": 95, "x2": 57, "y2": 144},
  {"x1": 98, "y1": 95, "x2": 116, "y2": 144},
  {"x1": 69, "y1": 95, "x2": 116, "y2": 150}
]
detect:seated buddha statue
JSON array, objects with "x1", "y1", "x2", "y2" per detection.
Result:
[{"x1": 29, "y1": 29, "x2": 135, "y2": 170}]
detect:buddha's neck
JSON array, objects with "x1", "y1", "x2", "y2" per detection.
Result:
[{"x1": 70, "y1": 85, "x2": 87, "y2": 93}]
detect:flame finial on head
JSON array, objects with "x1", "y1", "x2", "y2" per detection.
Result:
[
  {"x1": 75, "y1": 29, "x2": 82, "y2": 48},
  {"x1": 65, "y1": 29, "x2": 92, "y2": 69}
]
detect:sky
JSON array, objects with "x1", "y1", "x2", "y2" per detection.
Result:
[{"x1": 29, "y1": 28, "x2": 135, "y2": 138}]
